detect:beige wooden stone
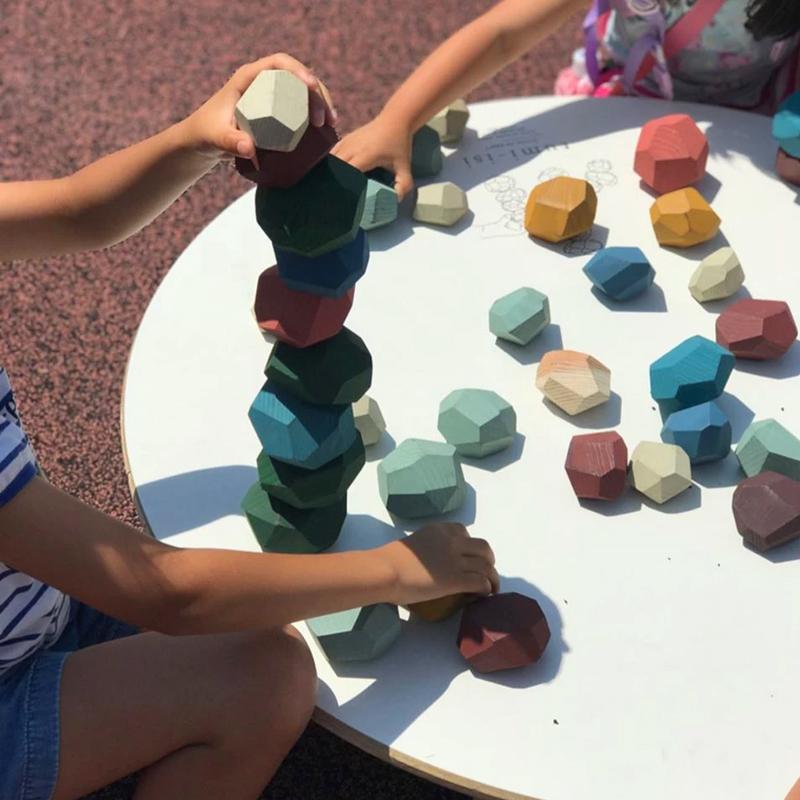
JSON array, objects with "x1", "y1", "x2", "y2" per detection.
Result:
[
  {"x1": 413, "y1": 182, "x2": 469, "y2": 227},
  {"x1": 535, "y1": 350, "x2": 611, "y2": 416},
  {"x1": 631, "y1": 441, "x2": 693, "y2": 504},
  {"x1": 689, "y1": 247, "x2": 745, "y2": 303},
  {"x1": 353, "y1": 395, "x2": 386, "y2": 447},
  {"x1": 427, "y1": 99, "x2": 470, "y2": 144}
]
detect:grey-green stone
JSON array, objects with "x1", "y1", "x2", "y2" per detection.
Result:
[
  {"x1": 438, "y1": 389, "x2": 516, "y2": 458},
  {"x1": 306, "y1": 603, "x2": 402, "y2": 662},
  {"x1": 735, "y1": 419, "x2": 800, "y2": 480},
  {"x1": 489, "y1": 287, "x2": 550, "y2": 345},
  {"x1": 361, "y1": 179, "x2": 398, "y2": 230}
]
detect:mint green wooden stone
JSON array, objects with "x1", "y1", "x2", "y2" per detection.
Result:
[
  {"x1": 306, "y1": 603, "x2": 402, "y2": 662},
  {"x1": 438, "y1": 389, "x2": 516, "y2": 458},
  {"x1": 411, "y1": 126, "x2": 443, "y2": 178},
  {"x1": 735, "y1": 419, "x2": 800, "y2": 480},
  {"x1": 241, "y1": 482, "x2": 346, "y2": 553},
  {"x1": 377, "y1": 438, "x2": 465, "y2": 518},
  {"x1": 489, "y1": 287, "x2": 550, "y2": 345},
  {"x1": 361, "y1": 179, "x2": 398, "y2": 230},
  {"x1": 257, "y1": 435, "x2": 365, "y2": 509},
  {"x1": 265, "y1": 328, "x2": 372, "y2": 406}
]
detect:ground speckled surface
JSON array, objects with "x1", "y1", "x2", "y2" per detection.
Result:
[{"x1": 0, "y1": 2, "x2": 579, "y2": 797}]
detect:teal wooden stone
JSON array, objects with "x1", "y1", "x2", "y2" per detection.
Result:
[
  {"x1": 306, "y1": 603, "x2": 402, "y2": 663},
  {"x1": 438, "y1": 389, "x2": 516, "y2": 458},
  {"x1": 411, "y1": 126, "x2": 443, "y2": 178},
  {"x1": 241, "y1": 482, "x2": 346, "y2": 553},
  {"x1": 257, "y1": 435, "x2": 365, "y2": 509},
  {"x1": 378, "y1": 438, "x2": 466, "y2": 518},
  {"x1": 649, "y1": 335, "x2": 735, "y2": 415},
  {"x1": 248, "y1": 383, "x2": 357, "y2": 469},
  {"x1": 265, "y1": 327, "x2": 372, "y2": 406},
  {"x1": 489, "y1": 287, "x2": 550, "y2": 346},
  {"x1": 735, "y1": 419, "x2": 800, "y2": 480},
  {"x1": 275, "y1": 229, "x2": 369, "y2": 298},
  {"x1": 255, "y1": 155, "x2": 367, "y2": 258},
  {"x1": 361, "y1": 179, "x2": 398, "y2": 230},
  {"x1": 773, "y1": 92, "x2": 800, "y2": 159},
  {"x1": 660, "y1": 400, "x2": 732, "y2": 464},
  {"x1": 583, "y1": 246, "x2": 655, "y2": 301}
]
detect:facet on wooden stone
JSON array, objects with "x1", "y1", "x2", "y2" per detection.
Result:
[
  {"x1": 307, "y1": 604, "x2": 402, "y2": 663},
  {"x1": 650, "y1": 187, "x2": 720, "y2": 248},
  {"x1": 535, "y1": 350, "x2": 611, "y2": 416},
  {"x1": 688, "y1": 247, "x2": 744, "y2": 303},
  {"x1": 427, "y1": 99, "x2": 470, "y2": 144},
  {"x1": 266, "y1": 327, "x2": 372, "y2": 406},
  {"x1": 253, "y1": 266, "x2": 353, "y2": 348},
  {"x1": 361, "y1": 179, "x2": 398, "y2": 230},
  {"x1": 411, "y1": 126, "x2": 443, "y2": 178},
  {"x1": 661, "y1": 400, "x2": 732, "y2": 464},
  {"x1": 235, "y1": 124, "x2": 338, "y2": 187},
  {"x1": 583, "y1": 246, "x2": 655, "y2": 301},
  {"x1": 353, "y1": 395, "x2": 386, "y2": 447},
  {"x1": 257, "y1": 435, "x2": 365, "y2": 509},
  {"x1": 732, "y1": 471, "x2": 800, "y2": 552},
  {"x1": 234, "y1": 70, "x2": 309, "y2": 152},
  {"x1": 775, "y1": 148, "x2": 800, "y2": 186},
  {"x1": 564, "y1": 431, "x2": 628, "y2": 500},
  {"x1": 634, "y1": 114, "x2": 708, "y2": 194},
  {"x1": 524, "y1": 177, "x2": 598, "y2": 243},
  {"x1": 772, "y1": 91, "x2": 800, "y2": 158},
  {"x1": 715, "y1": 299, "x2": 797, "y2": 360},
  {"x1": 275, "y1": 229, "x2": 369, "y2": 298},
  {"x1": 255, "y1": 156, "x2": 367, "y2": 258},
  {"x1": 241, "y1": 482, "x2": 345, "y2": 553},
  {"x1": 413, "y1": 182, "x2": 469, "y2": 227},
  {"x1": 377, "y1": 438, "x2": 466, "y2": 518},
  {"x1": 437, "y1": 389, "x2": 516, "y2": 458},
  {"x1": 630, "y1": 441, "x2": 693, "y2": 504},
  {"x1": 248, "y1": 383, "x2": 357, "y2": 470},
  {"x1": 457, "y1": 592, "x2": 551, "y2": 674},
  {"x1": 366, "y1": 167, "x2": 395, "y2": 187},
  {"x1": 649, "y1": 335, "x2": 734, "y2": 415},
  {"x1": 735, "y1": 419, "x2": 800, "y2": 481},
  {"x1": 489, "y1": 287, "x2": 550, "y2": 346}
]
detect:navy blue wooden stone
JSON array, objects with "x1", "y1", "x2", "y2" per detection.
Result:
[
  {"x1": 366, "y1": 167, "x2": 396, "y2": 187},
  {"x1": 649, "y1": 335, "x2": 735, "y2": 415},
  {"x1": 275, "y1": 229, "x2": 369, "y2": 298},
  {"x1": 583, "y1": 246, "x2": 655, "y2": 301},
  {"x1": 248, "y1": 382, "x2": 357, "y2": 469},
  {"x1": 661, "y1": 400, "x2": 732, "y2": 464}
]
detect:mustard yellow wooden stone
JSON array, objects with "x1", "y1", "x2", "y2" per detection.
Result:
[
  {"x1": 524, "y1": 177, "x2": 598, "y2": 243},
  {"x1": 535, "y1": 350, "x2": 611, "y2": 416},
  {"x1": 408, "y1": 593, "x2": 469, "y2": 622},
  {"x1": 649, "y1": 187, "x2": 720, "y2": 248}
]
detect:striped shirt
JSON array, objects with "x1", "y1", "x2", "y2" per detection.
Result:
[{"x1": 0, "y1": 367, "x2": 70, "y2": 674}]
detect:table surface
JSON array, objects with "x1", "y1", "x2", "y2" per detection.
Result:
[{"x1": 122, "y1": 96, "x2": 800, "y2": 800}]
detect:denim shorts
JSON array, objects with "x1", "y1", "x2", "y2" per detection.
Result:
[{"x1": 0, "y1": 601, "x2": 138, "y2": 800}]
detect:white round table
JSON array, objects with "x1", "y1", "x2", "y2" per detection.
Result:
[{"x1": 122, "y1": 96, "x2": 800, "y2": 800}]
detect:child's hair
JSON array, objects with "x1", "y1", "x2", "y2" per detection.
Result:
[{"x1": 745, "y1": 0, "x2": 800, "y2": 40}]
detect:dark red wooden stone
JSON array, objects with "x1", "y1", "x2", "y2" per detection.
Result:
[
  {"x1": 457, "y1": 592, "x2": 551, "y2": 674},
  {"x1": 732, "y1": 471, "x2": 800, "y2": 552},
  {"x1": 565, "y1": 431, "x2": 628, "y2": 500},
  {"x1": 715, "y1": 299, "x2": 797, "y2": 360}
]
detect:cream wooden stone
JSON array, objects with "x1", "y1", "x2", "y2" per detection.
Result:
[
  {"x1": 630, "y1": 441, "x2": 693, "y2": 504},
  {"x1": 413, "y1": 182, "x2": 469, "y2": 227},
  {"x1": 353, "y1": 395, "x2": 386, "y2": 447},
  {"x1": 688, "y1": 247, "x2": 745, "y2": 303},
  {"x1": 427, "y1": 99, "x2": 470, "y2": 144}
]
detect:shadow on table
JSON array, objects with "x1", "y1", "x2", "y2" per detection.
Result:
[{"x1": 495, "y1": 323, "x2": 564, "y2": 366}]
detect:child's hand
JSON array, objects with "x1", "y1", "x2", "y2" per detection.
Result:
[
  {"x1": 785, "y1": 778, "x2": 800, "y2": 800},
  {"x1": 183, "y1": 53, "x2": 337, "y2": 162},
  {"x1": 333, "y1": 113, "x2": 414, "y2": 199},
  {"x1": 381, "y1": 522, "x2": 499, "y2": 605}
]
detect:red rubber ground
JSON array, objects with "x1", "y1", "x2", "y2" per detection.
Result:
[{"x1": 0, "y1": 2, "x2": 581, "y2": 797}]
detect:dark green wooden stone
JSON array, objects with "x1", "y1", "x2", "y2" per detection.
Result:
[
  {"x1": 255, "y1": 155, "x2": 367, "y2": 258},
  {"x1": 411, "y1": 126, "x2": 443, "y2": 178}
]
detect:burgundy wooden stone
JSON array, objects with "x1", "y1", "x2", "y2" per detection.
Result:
[
  {"x1": 715, "y1": 299, "x2": 797, "y2": 360},
  {"x1": 253, "y1": 266, "x2": 354, "y2": 348},
  {"x1": 775, "y1": 148, "x2": 800, "y2": 186},
  {"x1": 564, "y1": 431, "x2": 628, "y2": 500},
  {"x1": 732, "y1": 471, "x2": 800, "y2": 552},
  {"x1": 236, "y1": 124, "x2": 338, "y2": 188},
  {"x1": 457, "y1": 592, "x2": 551, "y2": 674}
]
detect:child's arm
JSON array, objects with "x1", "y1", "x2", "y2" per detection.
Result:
[
  {"x1": 334, "y1": 0, "x2": 585, "y2": 196},
  {"x1": 0, "y1": 477, "x2": 497, "y2": 634},
  {"x1": 0, "y1": 53, "x2": 335, "y2": 262}
]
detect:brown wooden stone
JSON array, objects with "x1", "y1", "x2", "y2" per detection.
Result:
[
  {"x1": 732, "y1": 471, "x2": 800, "y2": 552},
  {"x1": 565, "y1": 431, "x2": 628, "y2": 500}
]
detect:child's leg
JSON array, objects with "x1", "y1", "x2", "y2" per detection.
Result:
[{"x1": 52, "y1": 626, "x2": 316, "y2": 800}]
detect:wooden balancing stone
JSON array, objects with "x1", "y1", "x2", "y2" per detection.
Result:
[
  {"x1": 524, "y1": 176, "x2": 597, "y2": 243},
  {"x1": 650, "y1": 187, "x2": 720, "y2": 248},
  {"x1": 536, "y1": 350, "x2": 611, "y2": 416},
  {"x1": 565, "y1": 431, "x2": 628, "y2": 501}
]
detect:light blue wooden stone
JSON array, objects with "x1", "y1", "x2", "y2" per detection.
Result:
[
  {"x1": 735, "y1": 418, "x2": 800, "y2": 480},
  {"x1": 438, "y1": 388, "x2": 516, "y2": 458},
  {"x1": 489, "y1": 287, "x2": 550, "y2": 346},
  {"x1": 361, "y1": 179, "x2": 398, "y2": 230},
  {"x1": 377, "y1": 438, "x2": 466, "y2": 518},
  {"x1": 248, "y1": 382, "x2": 357, "y2": 469},
  {"x1": 773, "y1": 92, "x2": 800, "y2": 158},
  {"x1": 583, "y1": 246, "x2": 655, "y2": 301},
  {"x1": 306, "y1": 603, "x2": 402, "y2": 662},
  {"x1": 660, "y1": 400, "x2": 732, "y2": 464},
  {"x1": 649, "y1": 335, "x2": 735, "y2": 415}
]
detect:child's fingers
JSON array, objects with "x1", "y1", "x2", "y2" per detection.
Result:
[
  {"x1": 393, "y1": 162, "x2": 414, "y2": 200},
  {"x1": 784, "y1": 778, "x2": 800, "y2": 800},
  {"x1": 219, "y1": 128, "x2": 255, "y2": 159},
  {"x1": 315, "y1": 79, "x2": 338, "y2": 127}
]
